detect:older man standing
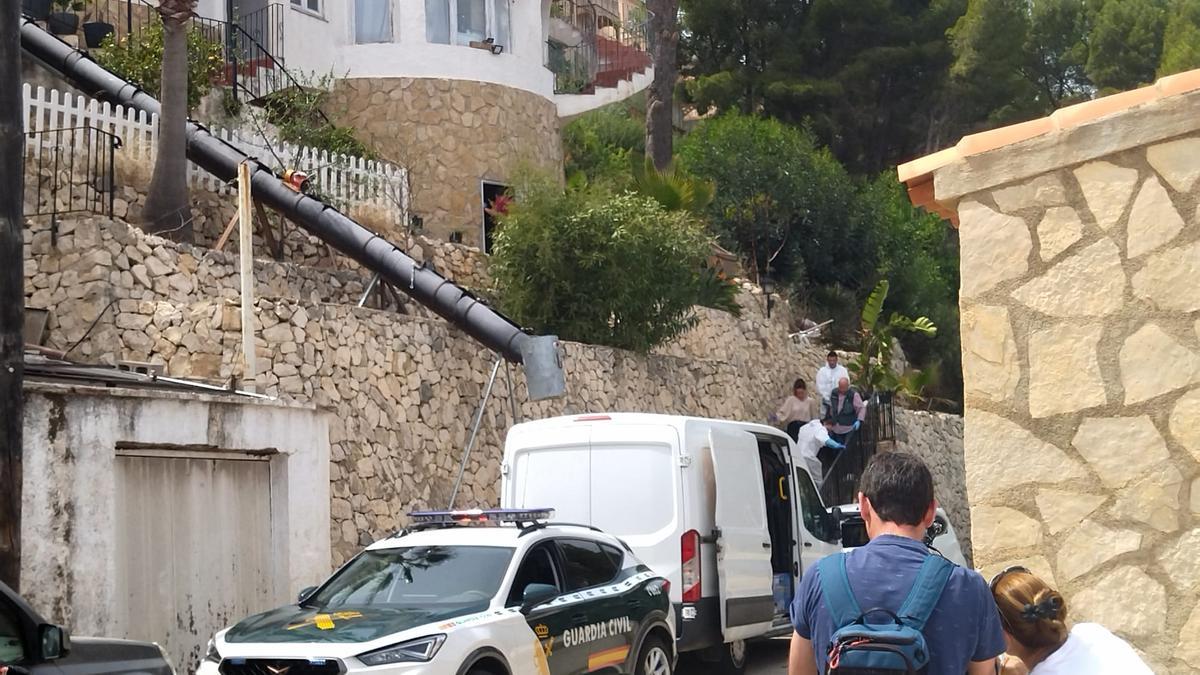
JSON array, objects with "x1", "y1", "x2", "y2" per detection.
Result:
[
  {"x1": 815, "y1": 351, "x2": 849, "y2": 417},
  {"x1": 825, "y1": 377, "x2": 865, "y2": 445}
]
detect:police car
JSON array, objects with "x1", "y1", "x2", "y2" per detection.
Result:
[{"x1": 198, "y1": 509, "x2": 676, "y2": 675}]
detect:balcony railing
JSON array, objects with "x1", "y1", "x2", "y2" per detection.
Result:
[
  {"x1": 548, "y1": 0, "x2": 652, "y2": 95},
  {"x1": 62, "y1": 0, "x2": 298, "y2": 107}
]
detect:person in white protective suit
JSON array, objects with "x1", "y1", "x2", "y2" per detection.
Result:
[{"x1": 794, "y1": 418, "x2": 845, "y2": 490}]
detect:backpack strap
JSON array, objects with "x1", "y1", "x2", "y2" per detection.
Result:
[
  {"x1": 817, "y1": 554, "x2": 863, "y2": 628},
  {"x1": 896, "y1": 555, "x2": 954, "y2": 631}
]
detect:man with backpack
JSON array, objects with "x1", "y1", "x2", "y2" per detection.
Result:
[{"x1": 788, "y1": 452, "x2": 1005, "y2": 675}]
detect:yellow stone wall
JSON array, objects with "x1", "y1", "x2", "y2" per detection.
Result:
[
  {"x1": 947, "y1": 133, "x2": 1200, "y2": 673},
  {"x1": 326, "y1": 78, "x2": 563, "y2": 248}
]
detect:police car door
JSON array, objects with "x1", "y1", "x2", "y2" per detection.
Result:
[
  {"x1": 554, "y1": 538, "x2": 635, "y2": 673},
  {"x1": 510, "y1": 542, "x2": 574, "y2": 674},
  {"x1": 709, "y1": 427, "x2": 776, "y2": 641}
]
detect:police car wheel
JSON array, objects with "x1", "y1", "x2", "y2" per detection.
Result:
[{"x1": 635, "y1": 637, "x2": 672, "y2": 675}]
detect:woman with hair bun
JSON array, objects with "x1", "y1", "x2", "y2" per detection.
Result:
[{"x1": 989, "y1": 567, "x2": 1153, "y2": 674}]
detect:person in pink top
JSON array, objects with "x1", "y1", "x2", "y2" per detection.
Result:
[{"x1": 770, "y1": 378, "x2": 821, "y2": 440}]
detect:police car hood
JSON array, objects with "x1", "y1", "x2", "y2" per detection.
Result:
[{"x1": 224, "y1": 602, "x2": 487, "y2": 644}]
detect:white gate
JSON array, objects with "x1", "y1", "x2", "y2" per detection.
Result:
[{"x1": 115, "y1": 451, "x2": 277, "y2": 674}]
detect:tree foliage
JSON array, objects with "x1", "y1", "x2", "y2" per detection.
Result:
[
  {"x1": 676, "y1": 113, "x2": 872, "y2": 291},
  {"x1": 848, "y1": 280, "x2": 937, "y2": 397},
  {"x1": 562, "y1": 102, "x2": 646, "y2": 190},
  {"x1": 681, "y1": 0, "x2": 965, "y2": 174},
  {"x1": 96, "y1": 19, "x2": 223, "y2": 111},
  {"x1": 1160, "y1": 0, "x2": 1200, "y2": 74},
  {"x1": 490, "y1": 172, "x2": 717, "y2": 352}
]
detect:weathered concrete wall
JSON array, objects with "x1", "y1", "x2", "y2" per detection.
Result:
[
  {"x1": 19, "y1": 383, "x2": 330, "y2": 666},
  {"x1": 937, "y1": 108, "x2": 1200, "y2": 672},
  {"x1": 327, "y1": 78, "x2": 563, "y2": 247},
  {"x1": 894, "y1": 409, "x2": 969, "y2": 559}
]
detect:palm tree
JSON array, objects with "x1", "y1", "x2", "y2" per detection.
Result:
[{"x1": 141, "y1": 0, "x2": 196, "y2": 242}]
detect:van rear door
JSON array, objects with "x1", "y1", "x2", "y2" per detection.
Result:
[
  {"x1": 503, "y1": 425, "x2": 591, "y2": 522},
  {"x1": 709, "y1": 426, "x2": 775, "y2": 641}
]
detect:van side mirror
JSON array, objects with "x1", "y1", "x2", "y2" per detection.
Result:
[
  {"x1": 520, "y1": 583, "x2": 558, "y2": 615},
  {"x1": 39, "y1": 624, "x2": 70, "y2": 660},
  {"x1": 925, "y1": 517, "x2": 947, "y2": 546},
  {"x1": 828, "y1": 506, "x2": 844, "y2": 542},
  {"x1": 297, "y1": 586, "x2": 318, "y2": 604}
]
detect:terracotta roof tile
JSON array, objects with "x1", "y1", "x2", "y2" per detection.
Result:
[{"x1": 897, "y1": 68, "x2": 1200, "y2": 219}]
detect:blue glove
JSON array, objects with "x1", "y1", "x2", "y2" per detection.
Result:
[
  {"x1": 824, "y1": 438, "x2": 845, "y2": 450},
  {"x1": 852, "y1": 420, "x2": 861, "y2": 431},
  {"x1": 768, "y1": 413, "x2": 780, "y2": 425}
]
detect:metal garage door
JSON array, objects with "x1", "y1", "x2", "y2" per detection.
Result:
[{"x1": 115, "y1": 452, "x2": 276, "y2": 674}]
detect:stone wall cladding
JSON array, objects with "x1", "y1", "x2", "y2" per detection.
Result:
[
  {"x1": 894, "y1": 409, "x2": 970, "y2": 560},
  {"x1": 327, "y1": 78, "x2": 563, "y2": 247},
  {"x1": 24, "y1": 213, "x2": 970, "y2": 587},
  {"x1": 952, "y1": 131, "x2": 1200, "y2": 673}
]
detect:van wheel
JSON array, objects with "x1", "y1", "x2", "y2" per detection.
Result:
[
  {"x1": 635, "y1": 636, "x2": 673, "y2": 675},
  {"x1": 706, "y1": 640, "x2": 747, "y2": 674}
]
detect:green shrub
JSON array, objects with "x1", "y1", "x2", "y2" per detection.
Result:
[
  {"x1": 96, "y1": 21, "x2": 224, "y2": 110},
  {"x1": 262, "y1": 73, "x2": 374, "y2": 159},
  {"x1": 490, "y1": 172, "x2": 715, "y2": 352},
  {"x1": 676, "y1": 112, "x2": 874, "y2": 291},
  {"x1": 562, "y1": 103, "x2": 646, "y2": 189}
]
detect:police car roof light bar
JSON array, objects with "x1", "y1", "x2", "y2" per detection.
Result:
[{"x1": 409, "y1": 508, "x2": 555, "y2": 526}]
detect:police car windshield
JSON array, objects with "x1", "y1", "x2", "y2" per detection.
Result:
[{"x1": 307, "y1": 546, "x2": 514, "y2": 611}]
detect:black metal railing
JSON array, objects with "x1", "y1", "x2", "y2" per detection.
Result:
[
  {"x1": 819, "y1": 392, "x2": 896, "y2": 507},
  {"x1": 75, "y1": 0, "x2": 299, "y2": 106},
  {"x1": 548, "y1": 0, "x2": 651, "y2": 94},
  {"x1": 24, "y1": 125, "x2": 121, "y2": 227}
]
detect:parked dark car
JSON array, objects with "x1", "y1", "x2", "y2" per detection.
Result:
[{"x1": 1, "y1": 581, "x2": 173, "y2": 675}]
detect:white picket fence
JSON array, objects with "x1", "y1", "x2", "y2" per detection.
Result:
[{"x1": 21, "y1": 83, "x2": 409, "y2": 215}]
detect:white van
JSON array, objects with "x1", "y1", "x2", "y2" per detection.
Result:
[{"x1": 500, "y1": 413, "x2": 845, "y2": 673}]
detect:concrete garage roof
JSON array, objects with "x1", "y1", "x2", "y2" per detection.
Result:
[{"x1": 897, "y1": 69, "x2": 1200, "y2": 225}]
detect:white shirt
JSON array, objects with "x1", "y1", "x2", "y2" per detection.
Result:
[
  {"x1": 1031, "y1": 624, "x2": 1153, "y2": 675},
  {"x1": 815, "y1": 363, "x2": 849, "y2": 402},
  {"x1": 794, "y1": 420, "x2": 830, "y2": 489}
]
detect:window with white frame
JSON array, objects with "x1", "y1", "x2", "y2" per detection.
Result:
[
  {"x1": 355, "y1": 0, "x2": 393, "y2": 43},
  {"x1": 290, "y1": 0, "x2": 321, "y2": 16},
  {"x1": 425, "y1": 0, "x2": 511, "y2": 50}
]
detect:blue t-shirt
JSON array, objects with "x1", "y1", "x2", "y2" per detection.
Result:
[{"x1": 791, "y1": 534, "x2": 1006, "y2": 675}]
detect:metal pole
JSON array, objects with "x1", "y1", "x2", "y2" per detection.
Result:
[
  {"x1": 357, "y1": 272, "x2": 381, "y2": 308},
  {"x1": 0, "y1": 0, "x2": 24, "y2": 590},
  {"x1": 448, "y1": 356, "x2": 502, "y2": 509},
  {"x1": 237, "y1": 161, "x2": 257, "y2": 392},
  {"x1": 505, "y1": 359, "x2": 520, "y2": 424}
]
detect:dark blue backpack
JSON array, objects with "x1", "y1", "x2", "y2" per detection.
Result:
[{"x1": 817, "y1": 552, "x2": 954, "y2": 674}]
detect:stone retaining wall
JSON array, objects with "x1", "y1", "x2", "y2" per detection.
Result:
[
  {"x1": 930, "y1": 92, "x2": 1200, "y2": 672},
  {"x1": 327, "y1": 77, "x2": 563, "y2": 247},
  {"x1": 894, "y1": 409, "x2": 970, "y2": 560},
  {"x1": 23, "y1": 213, "x2": 972, "y2": 576}
]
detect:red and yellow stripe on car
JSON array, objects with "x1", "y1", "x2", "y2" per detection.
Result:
[{"x1": 587, "y1": 645, "x2": 630, "y2": 671}]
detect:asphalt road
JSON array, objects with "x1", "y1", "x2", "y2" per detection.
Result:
[{"x1": 677, "y1": 637, "x2": 790, "y2": 674}]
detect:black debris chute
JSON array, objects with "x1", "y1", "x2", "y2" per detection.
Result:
[{"x1": 19, "y1": 17, "x2": 531, "y2": 364}]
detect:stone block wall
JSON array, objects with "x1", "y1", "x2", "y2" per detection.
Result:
[
  {"x1": 938, "y1": 116, "x2": 1200, "y2": 671},
  {"x1": 23, "y1": 213, "x2": 972, "y2": 578},
  {"x1": 894, "y1": 409, "x2": 969, "y2": 559},
  {"x1": 327, "y1": 78, "x2": 563, "y2": 247}
]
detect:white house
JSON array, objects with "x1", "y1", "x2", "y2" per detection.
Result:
[{"x1": 206, "y1": 0, "x2": 654, "y2": 247}]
